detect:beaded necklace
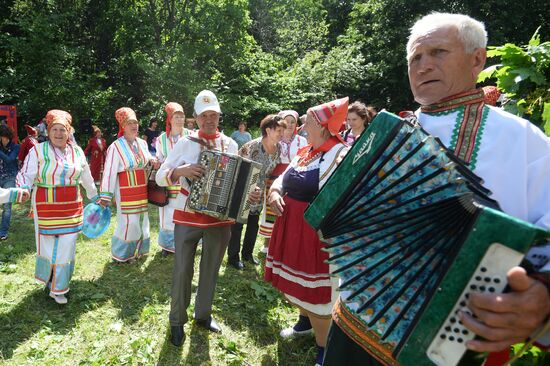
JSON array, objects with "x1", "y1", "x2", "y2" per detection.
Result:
[
  {"x1": 125, "y1": 138, "x2": 144, "y2": 167},
  {"x1": 50, "y1": 142, "x2": 70, "y2": 163},
  {"x1": 297, "y1": 136, "x2": 340, "y2": 167}
]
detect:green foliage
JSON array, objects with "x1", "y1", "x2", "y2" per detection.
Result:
[
  {"x1": 478, "y1": 28, "x2": 550, "y2": 133},
  {"x1": 511, "y1": 344, "x2": 550, "y2": 366},
  {"x1": 3, "y1": 0, "x2": 547, "y2": 139}
]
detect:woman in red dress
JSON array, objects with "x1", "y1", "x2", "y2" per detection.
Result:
[
  {"x1": 84, "y1": 126, "x2": 106, "y2": 183},
  {"x1": 265, "y1": 98, "x2": 350, "y2": 366},
  {"x1": 18, "y1": 124, "x2": 39, "y2": 165}
]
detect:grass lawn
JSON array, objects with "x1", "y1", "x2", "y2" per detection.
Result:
[
  {"x1": 0, "y1": 202, "x2": 317, "y2": 366},
  {"x1": 0, "y1": 202, "x2": 547, "y2": 365}
]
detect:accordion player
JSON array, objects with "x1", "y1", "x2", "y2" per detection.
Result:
[
  {"x1": 305, "y1": 111, "x2": 550, "y2": 366},
  {"x1": 187, "y1": 150, "x2": 261, "y2": 224}
]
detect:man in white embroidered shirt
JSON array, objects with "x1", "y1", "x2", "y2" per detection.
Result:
[
  {"x1": 156, "y1": 90, "x2": 238, "y2": 346},
  {"x1": 324, "y1": 12, "x2": 550, "y2": 366}
]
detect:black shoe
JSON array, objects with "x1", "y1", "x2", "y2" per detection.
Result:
[
  {"x1": 228, "y1": 260, "x2": 244, "y2": 270},
  {"x1": 243, "y1": 256, "x2": 259, "y2": 265},
  {"x1": 195, "y1": 317, "x2": 222, "y2": 333},
  {"x1": 170, "y1": 325, "x2": 185, "y2": 347}
]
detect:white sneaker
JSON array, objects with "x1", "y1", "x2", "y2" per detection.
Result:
[
  {"x1": 279, "y1": 326, "x2": 313, "y2": 338},
  {"x1": 49, "y1": 292, "x2": 68, "y2": 304}
]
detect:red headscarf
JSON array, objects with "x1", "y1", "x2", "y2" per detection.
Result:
[
  {"x1": 45, "y1": 109, "x2": 72, "y2": 134},
  {"x1": 24, "y1": 124, "x2": 37, "y2": 137},
  {"x1": 164, "y1": 102, "x2": 185, "y2": 134},
  {"x1": 482, "y1": 86, "x2": 502, "y2": 106},
  {"x1": 307, "y1": 97, "x2": 349, "y2": 144},
  {"x1": 115, "y1": 107, "x2": 138, "y2": 138}
]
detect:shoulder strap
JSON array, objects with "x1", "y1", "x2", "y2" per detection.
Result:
[
  {"x1": 319, "y1": 146, "x2": 346, "y2": 182},
  {"x1": 187, "y1": 136, "x2": 221, "y2": 151},
  {"x1": 187, "y1": 136, "x2": 207, "y2": 147}
]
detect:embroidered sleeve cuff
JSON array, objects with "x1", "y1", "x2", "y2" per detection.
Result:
[
  {"x1": 166, "y1": 168, "x2": 175, "y2": 186},
  {"x1": 99, "y1": 192, "x2": 113, "y2": 202},
  {"x1": 9, "y1": 188, "x2": 21, "y2": 203}
]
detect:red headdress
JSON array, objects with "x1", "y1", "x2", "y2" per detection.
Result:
[
  {"x1": 165, "y1": 102, "x2": 185, "y2": 134},
  {"x1": 45, "y1": 109, "x2": 72, "y2": 134},
  {"x1": 115, "y1": 107, "x2": 138, "y2": 138},
  {"x1": 482, "y1": 86, "x2": 502, "y2": 107},
  {"x1": 24, "y1": 124, "x2": 37, "y2": 137},
  {"x1": 307, "y1": 97, "x2": 349, "y2": 144}
]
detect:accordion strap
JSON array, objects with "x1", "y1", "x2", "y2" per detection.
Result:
[
  {"x1": 319, "y1": 146, "x2": 346, "y2": 182},
  {"x1": 188, "y1": 136, "x2": 221, "y2": 151}
]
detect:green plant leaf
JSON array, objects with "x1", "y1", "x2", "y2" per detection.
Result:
[
  {"x1": 477, "y1": 64, "x2": 500, "y2": 83},
  {"x1": 543, "y1": 102, "x2": 550, "y2": 136}
]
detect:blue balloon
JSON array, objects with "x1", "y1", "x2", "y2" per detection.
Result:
[{"x1": 82, "y1": 203, "x2": 111, "y2": 238}]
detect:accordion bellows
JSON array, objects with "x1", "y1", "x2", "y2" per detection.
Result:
[{"x1": 305, "y1": 111, "x2": 549, "y2": 366}]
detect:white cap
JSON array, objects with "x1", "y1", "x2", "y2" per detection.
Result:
[{"x1": 194, "y1": 90, "x2": 221, "y2": 116}]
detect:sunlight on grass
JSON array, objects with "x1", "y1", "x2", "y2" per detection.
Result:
[{"x1": 0, "y1": 203, "x2": 316, "y2": 365}]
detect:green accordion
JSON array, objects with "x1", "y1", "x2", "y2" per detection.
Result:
[{"x1": 304, "y1": 111, "x2": 550, "y2": 366}]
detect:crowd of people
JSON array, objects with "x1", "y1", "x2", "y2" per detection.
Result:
[{"x1": 1, "y1": 11, "x2": 549, "y2": 366}]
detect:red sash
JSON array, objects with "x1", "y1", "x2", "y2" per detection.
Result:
[
  {"x1": 118, "y1": 169, "x2": 148, "y2": 214},
  {"x1": 35, "y1": 185, "x2": 83, "y2": 235}
]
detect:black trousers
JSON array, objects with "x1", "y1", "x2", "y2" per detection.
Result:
[
  {"x1": 323, "y1": 321, "x2": 382, "y2": 366},
  {"x1": 324, "y1": 321, "x2": 484, "y2": 366},
  {"x1": 227, "y1": 213, "x2": 260, "y2": 262}
]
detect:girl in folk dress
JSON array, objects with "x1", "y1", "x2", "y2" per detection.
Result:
[
  {"x1": 17, "y1": 109, "x2": 98, "y2": 304},
  {"x1": 155, "y1": 102, "x2": 190, "y2": 256},
  {"x1": 341, "y1": 102, "x2": 377, "y2": 146},
  {"x1": 98, "y1": 107, "x2": 159, "y2": 263},
  {"x1": 84, "y1": 125, "x2": 107, "y2": 183}
]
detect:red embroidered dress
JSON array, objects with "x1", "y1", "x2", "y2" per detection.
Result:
[{"x1": 84, "y1": 137, "x2": 106, "y2": 182}]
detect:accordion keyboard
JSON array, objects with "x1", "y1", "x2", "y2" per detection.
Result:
[
  {"x1": 426, "y1": 243, "x2": 524, "y2": 366},
  {"x1": 190, "y1": 152, "x2": 239, "y2": 214}
]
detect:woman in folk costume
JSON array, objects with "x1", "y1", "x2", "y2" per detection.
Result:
[
  {"x1": 98, "y1": 107, "x2": 159, "y2": 263},
  {"x1": 258, "y1": 110, "x2": 307, "y2": 253},
  {"x1": 18, "y1": 124, "x2": 39, "y2": 165},
  {"x1": 155, "y1": 102, "x2": 190, "y2": 256},
  {"x1": 16, "y1": 109, "x2": 98, "y2": 304},
  {"x1": 84, "y1": 125, "x2": 107, "y2": 184},
  {"x1": 265, "y1": 98, "x2": 349, "y2": 366}
]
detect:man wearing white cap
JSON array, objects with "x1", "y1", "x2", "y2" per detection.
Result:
[{"x1": 156, "y1": 90, "x2": 238, "y2": 346}]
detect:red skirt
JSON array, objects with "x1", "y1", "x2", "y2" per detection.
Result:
[{"x1": 264, "y1": 196, "x2": 331, "y2": 305}]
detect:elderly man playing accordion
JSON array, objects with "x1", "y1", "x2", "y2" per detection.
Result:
[
  {"x1": 324, "y1": 13, "x2": 550, "y2": 366},
  {"x1": 156, "y1": 90, "x2": 260, "y2": 346}
]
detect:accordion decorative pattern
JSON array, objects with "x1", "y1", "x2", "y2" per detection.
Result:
[{"x1": 304, "y1": 111, "x2": 549, "y2": 366}]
